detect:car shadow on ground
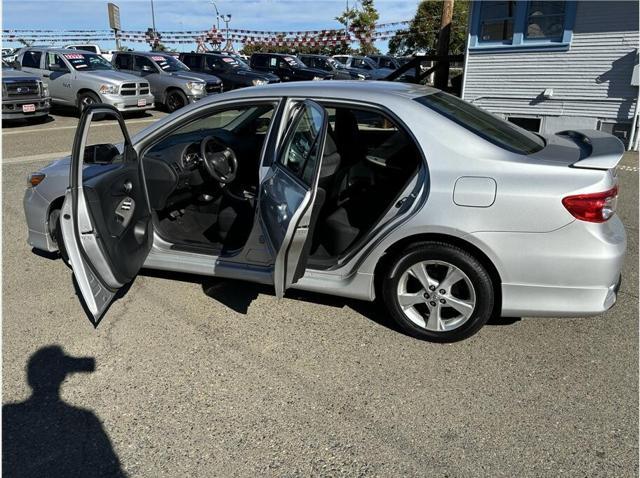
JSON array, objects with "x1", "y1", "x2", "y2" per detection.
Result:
[
  {"x1": 1, "y1": 115, "x2": 53, "y2": 129},
  {"x1": 139, "y1": 268, "x2": 521, "y2": 334},
  {"x1": 2, "y1": 346, "x2": 126, "y2": 478}
]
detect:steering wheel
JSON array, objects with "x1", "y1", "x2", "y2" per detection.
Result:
[{"x1": 200, "y1": 136, "x2": 238, "y2": 184}]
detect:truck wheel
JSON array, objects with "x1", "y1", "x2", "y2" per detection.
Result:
[
  {"x1": 165, "y1": 89, "x2": 188, "y2": 113},
  {"x1": 78, "y1": 91, "x2": 100, "y2": 113}
]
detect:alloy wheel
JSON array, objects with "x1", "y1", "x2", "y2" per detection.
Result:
[{"x1": 396, "y1": 260, "x2": 476, "y2": 332}]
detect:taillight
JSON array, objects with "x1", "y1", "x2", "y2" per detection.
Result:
[{"x1": 562, "y1": 186, "x2": 618, "y2": 223}]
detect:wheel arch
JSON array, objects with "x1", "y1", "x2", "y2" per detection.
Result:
[
  {"x1": 373, "y1": 232, "x2": 503, "y2": 317},
  {"x1": 163, "y1": 86, "x2": 186, "y2": 104},
  {"x1": 47, "y1": 195, "x2": 66, "y2": 246},
  {"x1": 76, "y1": 88, "x2": 99, "y2": 106}
]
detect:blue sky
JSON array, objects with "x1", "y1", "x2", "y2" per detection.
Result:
[{"x1": 2, "y1": 0, "x2": 421, "y2": 52}]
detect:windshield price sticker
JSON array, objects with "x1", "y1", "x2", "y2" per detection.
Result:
[
  {"x1": 151, "y1": 56, "x2": 166, "y2": 62},
  {"x1": 64, "y1": 54, "x2": 84, "y2": 60},
  {"x1": 222, "y1": 57, "x2": 236, "y2": 63},
  {"x1": 284, "y1": 57, "x2": 297, "y2": 66}
]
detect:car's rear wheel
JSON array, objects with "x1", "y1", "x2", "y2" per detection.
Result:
[
  {"x1": 165, "y1": 89, "x2": 188, "y2": 113},
  {"x1": 382, "y1": 242, "x2": 494, "y2": 342}
]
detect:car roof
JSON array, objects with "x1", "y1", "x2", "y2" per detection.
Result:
[
  {"x1": 119, "y1": 51, "x2": 167, "y2": 57},
  {"x1": 214, "y1": 80, "x2": 437, "y2": 102},
  {"x1": 23, "y1": 47, "x2": 97, "y2": 54},
  {"x1": 252, "y1": 52, "x2": 293, "y2": 57}
]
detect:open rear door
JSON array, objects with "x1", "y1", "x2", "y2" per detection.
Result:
[
  {"x1": 61, "y1": 104, "x2": 153, "y2": 324},
  {"x1": 259, "y1": 100, "x2": 329, "y2": 298}
]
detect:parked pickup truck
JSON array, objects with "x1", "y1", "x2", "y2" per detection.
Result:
[
  {"x1": 298, "y1": 54, "x2": 370, "y2": 80},
  {"x1": 2, "y1": 60, "x2": 50, "y2": 121},
  {"x1": 112, "y1": 51, "x2": 223, "y2": 112},
  {"x1": 250, "y1": 53, "x2": 333, "y2": 82},
  {"x1": 332, "y1": 55, "x2": 394, "y2": 80},
  {"x1": 64, "y1": 44, "x2": 115, "y2": 62},
  {"x1": 179, "y1": 52, "x2": 279, "y2": 91},
  {"x1": 17, "y1": 47, "x2": 154, "y2": 114}
]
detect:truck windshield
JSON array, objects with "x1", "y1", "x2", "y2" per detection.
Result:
[
  {"x1": 326, "y1": 57, "x2": 341, "y2": 69},
  {"x1": 415, "y1": 92, "x2": 545, "y2": 155},
  {"x1": 283, "y1": 56, "x2": 306, "y2": 68},
  {"x1": 221, "y1": 56, "x2": 250, "y2": 70},
  {"x1": 151, "y1": 55, "x2": 189, "y2": 72},
  {"x1": 63, "y1": 53, "x2": 113, "y2": 71}
]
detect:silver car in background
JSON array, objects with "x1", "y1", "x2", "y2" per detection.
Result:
[
  {"x1": 17, "y1": 47, "x2": 154, "y2": 113},
  {"x1": 23, "y1": 82, "x2": 626, "y2": 342}
]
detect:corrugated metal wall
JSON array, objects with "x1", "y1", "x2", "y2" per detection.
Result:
[{"x1": 462, "y1": 1, "x2": 639, "y2": 129}]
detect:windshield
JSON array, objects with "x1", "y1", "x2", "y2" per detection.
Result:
[
  {"x1": 151, "y1": 55, "x2": 190, "y2": 72},
  {"x1": 63, "y1": 53, "x2": 113, "y2": 71},
  {"x1": 283, "y1": 56, "x2": 306, "y2": 68},
  {"x1": 326, "y1": 57, "x2": 341, "y2": 69},
  {"x1": 222, "y1": 56, "x2": 250, "y2": 69},
  {"x1": 415, "y1": 92, "x2": 545, "y2": 155}
]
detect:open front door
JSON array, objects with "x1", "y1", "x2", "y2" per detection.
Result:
[
  {"x1": 61, "y1": 104, "x2": 153, "y2": 324},
  {"x1": 259, "y1": 100, "x2": 329, "y2": 298}
]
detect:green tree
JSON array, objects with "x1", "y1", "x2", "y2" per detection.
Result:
[
  {"x1": 336, "y1": 0, "x2": 380, "y2": 55},
  {"x1": 388, "y1": 0, "x2": 469, "y2": 56}
]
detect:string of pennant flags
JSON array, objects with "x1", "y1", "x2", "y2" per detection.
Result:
[{"x1": 2, "y1": 20, "x2": 412, "y2": 47}]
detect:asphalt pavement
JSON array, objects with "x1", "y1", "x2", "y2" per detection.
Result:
[{"x1": 2, "y1": 111, "x2": 638, "y2": 477}]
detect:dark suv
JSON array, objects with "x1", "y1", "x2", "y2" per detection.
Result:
[
  {"x1": 298, "y1": 54, "x2": 369, "y2": 80},
  {"x1": 179, "y1": 52, "x2": 279, "y2": 91},
  {"x1": 249, "y1": 53, "x2": 332, "y2": 82}
]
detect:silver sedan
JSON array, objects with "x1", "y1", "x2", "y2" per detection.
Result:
[{"x1": 23, "y1": 81, "x2": 626, "y2": 342}]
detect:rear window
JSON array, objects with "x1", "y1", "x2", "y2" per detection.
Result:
[{"x1": 415, "y1": 92, "x2": 545, "y2": 155}]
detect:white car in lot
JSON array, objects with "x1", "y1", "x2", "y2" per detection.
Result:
[{"x1": 23, "y1": 81, "x2": 626, "y2": 341}]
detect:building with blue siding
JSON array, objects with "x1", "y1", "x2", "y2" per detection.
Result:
[{"x1": 462, "y1": 1, "x2": 639, "y2": 146}]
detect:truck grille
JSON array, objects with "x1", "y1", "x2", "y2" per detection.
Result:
[
  {"x1": 4, "y1": 80, "x2": 40, "y2": 98},
  {"x1": 120, "y1": 82, "x2": 151, "y2": 96},
  {"x1": 205, "y1": 82, "x2": 222, "y2": 94}
]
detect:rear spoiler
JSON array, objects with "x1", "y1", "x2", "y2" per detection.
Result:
[{"x1": 557, "y1": 129, "x2": 624, "y2": 170}]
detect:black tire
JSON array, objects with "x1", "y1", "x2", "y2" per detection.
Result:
[
  {"x1": 165, "y1": 89, "x2": 188, "y2": 113},
  {"x1": 49, "y1": 209, "x2": 70, "y2": 267},
  {"x1": 77, "y1": 91, "x2": 100, "y2": 114},
  {"x1": 381, "y1": 241, "x2": 494, "y2": 343}
]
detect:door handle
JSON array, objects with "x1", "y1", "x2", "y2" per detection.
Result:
[{"x1": 42, "y1": 74, "x2": 50, "y2": 78}]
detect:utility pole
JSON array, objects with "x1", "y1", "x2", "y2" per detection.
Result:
[
  {"x1": 150, "y1": 0, "x2": 157, "y2": 33},
  {"x1": 434, "y1": 0, "x2": 454, "y2": 90}
]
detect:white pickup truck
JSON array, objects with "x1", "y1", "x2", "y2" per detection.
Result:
[{"x1": 64, "y1": 44, "x2": 116, "y2": 62}]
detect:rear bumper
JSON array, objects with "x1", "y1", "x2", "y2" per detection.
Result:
[{"x1": 472, "y1": 216, "x2": 626, "y2": 317}]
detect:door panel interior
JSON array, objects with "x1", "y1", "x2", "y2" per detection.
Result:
[
  {"x1": 82, "y1": 161, "x2": 153, "y2": 284},
  {"x1": 62, "y1": 104, "x2": 152, "y2": 323}
]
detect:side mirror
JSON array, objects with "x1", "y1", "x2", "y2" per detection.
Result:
[
  {"x1": 12, "y1": 60, "x2": 21, "y2": 70},
  {"x1": 48, "y1": 64, "x2": 68, "y2": 73},
  {"x1": 84, "y1": 143, "x2": 120, "y2": 164}
]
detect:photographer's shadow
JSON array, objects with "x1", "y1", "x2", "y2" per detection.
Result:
[{"x1": 3, "y1": 346, "x2": 125, "y2": 478}]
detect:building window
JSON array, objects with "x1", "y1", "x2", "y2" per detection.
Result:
[
  {"x1": 480, "y1": 1, "x2": 516, "y2": 42},
  {"x1": 526, "y1": 1, "x2": 566, "y2": 40},
  {"x1": 470, "y1": 0, "x2": 576, "y2": 52},
  {"x1": 507, "y1": 116, "x2": 542, "y2": 133}
]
